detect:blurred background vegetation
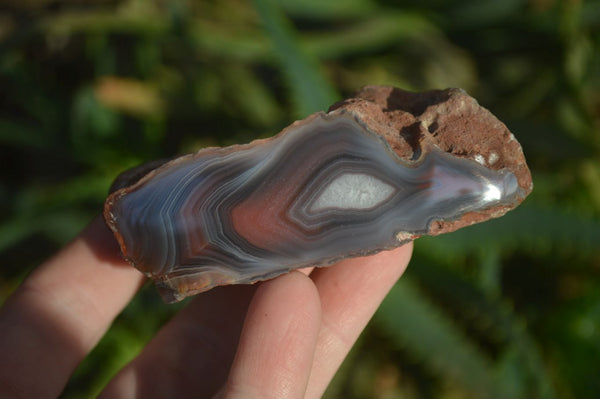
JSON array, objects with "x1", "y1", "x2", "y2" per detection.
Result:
[{"x1": 1, "y1": 0, "x2": 599, "y2": 397}]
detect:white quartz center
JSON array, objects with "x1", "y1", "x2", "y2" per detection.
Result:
[{"x1": 310, "y1": 173, "x2": 395, "y2": 212}]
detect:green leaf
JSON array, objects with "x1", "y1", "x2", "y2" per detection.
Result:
[
  {"x1": 417, "y1": 204, "x2": 600, "y2": 262},
  {"x1": 303, "y1": 12, "x2": 439, "y2": 61},
  {"x1": 0, "y1": 210, "x2": 91, "y2": 253},
  {"x1": 407, "y1": 260, "x2": 559, "y2": 399},
  {"x1": 253, "y1": 0, "x2": 338, "y2": 117},
  {"x1": 280, "y1": 0, "x2": 377, "y2": 19},
  {"x1": 375, "y1": 278, "x2": 508, "y2": 398}
]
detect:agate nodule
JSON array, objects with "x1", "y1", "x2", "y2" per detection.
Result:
[{"x1": 104, "y1": 86, "x2": 533, "y2": 303}]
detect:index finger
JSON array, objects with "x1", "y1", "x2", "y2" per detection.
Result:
[
  {"x1": 306, "y1": 243, "x2": 413, "y2": 398},
  {"x1": 0, "y1": 216, "x2": 144, "y2": 398}
]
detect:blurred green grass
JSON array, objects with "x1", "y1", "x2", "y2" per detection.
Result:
[{"x1": 1, "y1": 0, "x2": 599, "y2": 397}]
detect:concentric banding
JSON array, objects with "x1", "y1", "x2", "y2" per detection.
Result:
[{"x1": 106, "y1": 112, "x2": 521, "y2": 301}]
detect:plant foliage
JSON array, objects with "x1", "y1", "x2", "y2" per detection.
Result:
[{"x1": 1, "y1": 0, "x2": 599, "y2": 397}]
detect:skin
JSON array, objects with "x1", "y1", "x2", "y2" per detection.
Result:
[{"x1": 0, "y1": 215, "x2": 413, "y2": 398}]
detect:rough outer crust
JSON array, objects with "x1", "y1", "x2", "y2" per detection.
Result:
[{"x1": 328, "y1": 86, "x2": 533, "y2": 236}]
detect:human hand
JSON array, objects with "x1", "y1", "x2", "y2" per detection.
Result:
[{"x1": 0, "y1": 215, "x2": 412, "y2": 398}]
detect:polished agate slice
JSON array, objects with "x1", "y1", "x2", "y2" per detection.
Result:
[{"x1": 104, "y1": 86, "x2": 533, "y2": 302}]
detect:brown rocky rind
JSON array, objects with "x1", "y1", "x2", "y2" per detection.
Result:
[{"x1": 329, "y1": 86, "x2": 533, "y2": 235}]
